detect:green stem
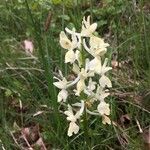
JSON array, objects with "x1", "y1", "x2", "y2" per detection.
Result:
[
  {"x1": 90, "y1": 0, "x2": 93, "y2": 22},
  {"x1": 83, "y1": 106, "x2": 91, "y2": 149}
]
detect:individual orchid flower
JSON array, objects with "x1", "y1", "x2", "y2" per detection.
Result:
[
  {"x1": 59, "y1": 29, "x2": 79, "y2": 64},
  {"x1": 59, "y1": 29, "x2": 78, "y2": 50},
  {"x1": 87, "y1": 57, "x2": 112, "y2": 87},
  {"x1": 83, "y1": 38, "x2": 110, "y2": 79},
  {"x1": 87, "y1": 56, "x2": 102, "y2": 74},
  {"x1": 53, "y1": 75, "x2": 68, "y2": 102},
  {"x1": 64, "y1": 101, "x2": 84, "y2": 136},
  {"x1": 99, "y1": 58, "x2": 112, "y2": 75},
  {"x1": 89, "y1": 36, "x2": 109, "y2": 56},
  {"x1": 74, "y1": 59, "x2": 94, "y2": 96},
  {"x1": 53, "y1": 70, "x2": 81, "y2": 102},
  {"x1": 59, "y1": 31, "x2": 72, "y2": 50},
  {"x1": 83, "y1": 36, "x2": 109, "y2": 57},
  {"x1": 66, "y1": 49, "x2": 82, "y2": 65},
  {"x1": 98, "y1": 58, "x2": 112, "y2": 88},
  {"x1": 65, "y1": 28, "x2": 82, "y2": 50},
  {"x1": 97, "y1": 101, "x2": 110, "y2": 116},
  {"x1": 81, "y1": 16, "x2": 97, "y2": 37},
  {"x1": 99, "y1": 75, "x2": 112, "y2": 88},
  {"x1": 95, "y1": 85, "x2": 110, "y2": 101}
]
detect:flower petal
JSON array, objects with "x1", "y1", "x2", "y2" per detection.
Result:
[
  {"x1": 68, "y1": 122, "x2": 79, "y2": 137},
  {"x1": 57, "y1": 89, "x2": 68, "y2": 102},
  {"x1": 99, "y1": 75, "x2": 112, "y2": 88},
  {"x1": 65, "y1": 50, "x2": 76, "y2": 63},
  {"x1": 102, "y1": 115, "x2": 111, "y2": 125},
  {"x1": 53, "y1": 81, "x2": 66, "y2": 89},
  {"x1": 72, "y1": 63, "x2": 80, "y2": 74},
  {"x1": 88, "y1": 57, "x2": 101, "y2": 74},
  {"x1": 59, "y1": 31, "x2": 72, "y2": 50},
  {"x1": 75, "y1": 79, "x2": 85, "y2": 96},
  {"x1": 97, "y1": 101, "x2": 110, "y2": 116}
]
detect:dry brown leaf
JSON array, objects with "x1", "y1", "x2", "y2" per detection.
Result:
[
  {"x1": 21, "y1": 125, "x2": 39, "y2": 144},
  {"x1": 32, "y1": 137, "x2": 47, "y2": 150},
  {"x1": 23, "y1": 40, "x2": 34, "y2": 55},
  {"x1": 142, "y1": 128, "x2": 150, "y2": 150},
  {"x1": 44, "y1": 11, "x2": 52, "y2": 32},
  {"x1": 143, "y1": 129, "x2": 150, "y2": 144},
  {"x1": 111, "y1": 60, "x2": 122, "y2": 69},
  {"x1": 120, "y1": 114, "x2": 131, "y2": 128}
]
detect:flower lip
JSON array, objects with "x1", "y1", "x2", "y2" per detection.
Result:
[{"x1": 97, "y1": 101, "x2": 110, "y2": 116}]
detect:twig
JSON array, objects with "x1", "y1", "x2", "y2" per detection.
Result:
[
  {"x1": 0, "y1": 139, "x2": 6, "y2": 150},
  {"x1": 21, "y1": 134, "x2": 33, "y2": 150},
  {"x1": 10, "y1": 131, "x2": 25, "y2": 150},
  {"x1": 135, "y1": 117, "x2": 143, "y2": 133},
  {"x1": 118, "y1": 100, "x2": 150, "y2": 114},
  {"x1": 0, "y1": 63, "x2": 44, "y2": 72}
]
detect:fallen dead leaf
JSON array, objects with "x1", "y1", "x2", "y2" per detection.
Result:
[
  {"x1": 23, "y1": 40, "x2": 34, "y2": 55},
  {"x1": 120, "y1": 114, "x2": 131, "y2": 128},
  {"x1": 21, "y1": 125, "x2": 39, "y2": 144},
  {"x1": 142, "y1": 128, "x2": 150, "y2": 150},
  {"x1": 111, "y1": 60, "x2": 122, "y2": 69},
  {"x1": 32, "y1": 137, "x2": 47, "y2": 150}
]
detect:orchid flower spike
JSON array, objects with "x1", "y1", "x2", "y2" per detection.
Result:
[{"x1": 54, "y1": 15, "x2": 113, "y2": 136}]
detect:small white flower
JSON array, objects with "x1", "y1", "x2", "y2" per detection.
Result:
[
  {"x1": 53, "y1": 71, "x2": 69, "y2": 102},
  {"x1": 64, "y1": 105, "x2": 77, "y2": 122},
  {"x1": 88, "y1": 56, "x2": 101, "y2": 74},
  {"x1": 75, "y1": 60, "x2": 94, "y2": 96},
  {"x1": 95, "y1": 85, "x2": 110, "y2": 101},
  {"x1": 64, "y1": 101, "x2": 84, "y2": 136},
  {"x1": 97, "y1": 101, "x2": 110, "y2": 116},
  {"x1": 97, "y1": 58, "x2": 112, "y2": 87},
  {"x1": 87, "y1": 78, "x2": 96, "y2": 92},
  {"x1": 60, "y1": 30, "x2": 79, "y2": 64},
  {"x1": 59, "y1": 29, "x2": 78, "y2": 50},
  {"x1": 100, "y1": 58, "x2": 112, "y2": 75},
  {"x1": 81, "y1": 16, "x2": 97, "y2": 37},
  {"x1": 65, "y1": 28, "x2": 81, "y2": 49},
  {"x1": 90, "y1": 36, "x2": 109, "y2": 56},
  {"x1": 83, "y1": 36, "x2": 109, "y2": 57},
  {"x1": 59, "y1": 31, "x2": 72, "y2": 50}
]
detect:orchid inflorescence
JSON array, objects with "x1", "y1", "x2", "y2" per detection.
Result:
[{"x1": 53, "y1": 16, "x2": 112, "y2": 137}]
